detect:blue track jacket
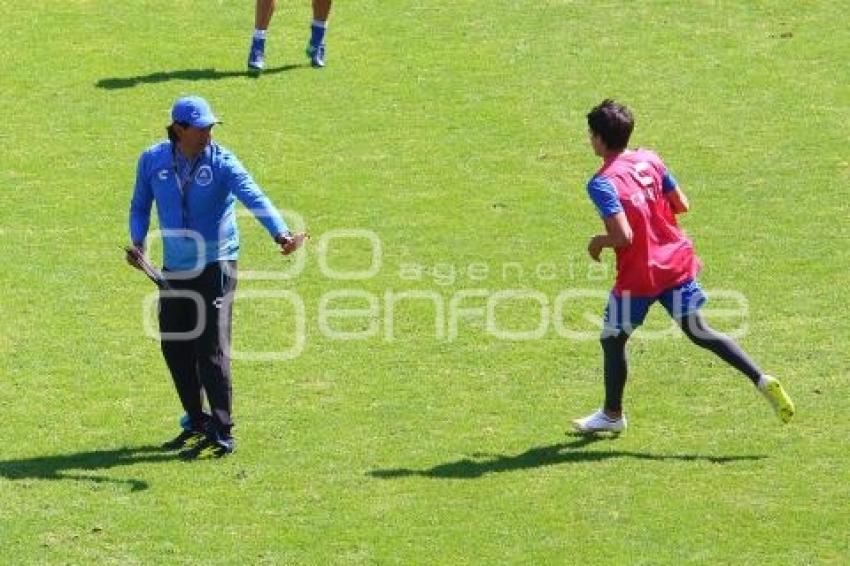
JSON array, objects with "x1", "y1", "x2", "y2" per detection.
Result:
[{"x1": 129, "y1": 141, "x2": 289, "y2": 271}]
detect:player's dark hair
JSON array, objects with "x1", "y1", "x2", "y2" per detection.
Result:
[
  {"x1": 587, "y1": 99, "x2": 634, "y2": 152},
  {"x1": 166, "y1": 121, "x2": 190, "y2": 143}
]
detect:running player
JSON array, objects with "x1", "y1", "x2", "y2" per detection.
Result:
[{"x1": 573, "y1": 99, "x2": 795, "y2": 433}]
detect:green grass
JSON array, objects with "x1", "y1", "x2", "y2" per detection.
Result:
[{"x1": 1, "y1": 0, "x2": 848, "y2": 563}]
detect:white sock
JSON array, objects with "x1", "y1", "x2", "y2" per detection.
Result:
[
  {"x1": 311, "y1": 19, "x2": 327, "y2": 29},
  {"x1": 253, "y1": 29, "x2": 267, "y2": 40},
  {"x1": 757, "y1": 375, "x2": 771, "y2": 390}
]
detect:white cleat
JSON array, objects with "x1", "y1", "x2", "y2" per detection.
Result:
[{"x1": 572, "y1": 409, "x2": 627, "y2": 434}]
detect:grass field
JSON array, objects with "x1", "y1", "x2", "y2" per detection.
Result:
[{"x1": 1, "y1": 0, "x2": 849, "y2": 563}]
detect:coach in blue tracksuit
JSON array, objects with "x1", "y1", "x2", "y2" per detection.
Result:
[{"x1": 128, "y1": 95, "x2": 299, "y2": 458}]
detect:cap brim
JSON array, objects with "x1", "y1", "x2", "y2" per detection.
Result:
[{"x1": 190, "y1": 116, "x2": 221, "y2": 128}]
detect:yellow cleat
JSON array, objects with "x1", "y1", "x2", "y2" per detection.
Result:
[{"x1": 759, "y1": 375, "x2": 795, "y2": 423}]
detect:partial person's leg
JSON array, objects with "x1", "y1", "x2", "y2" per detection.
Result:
[
  {"x1": 195, "y1": 262, "x2": 238, "y2": 443},
  {"x1": 248, "y1": 0, "x2": 276, "y2": 70},
  {"x1": 662, "y1": 279, "x2": 795, "y2": 422},
  {"x1": 602, "y1": 330, "x2": 631, "y2": 415},
  {"x1": 679, "y1": 312, "x2": 795, "y2": 421},
  {"x1": 660, "y1": 280, "x2": 761, "y2": 384},
  {"x1": 307, "y1": 0, "x2": 332, "y2": 67},
  {"x1": 573, "y1": 292, "x2": 650, "y2": 433},
  {"x1": 159, "y1": 282, "x2": 209, "y2": 441},
  {"x1": 313, "y1": 0, "x2": 332, "y2": 21},
  {"x1": 256, "y1": 0, "x2": 276, "y2": 30},
  {"x1": 678, "y1": 312, "x2": 762, "y2": 384}
]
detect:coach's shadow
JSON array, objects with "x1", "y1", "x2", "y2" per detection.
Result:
[
  {"x1": 0, "y1": 445, "x2": 180, "y2": 491},
  {"x1": 369, "y1": 435, "x2": 766, "y2": 479},
  {"x1": 95, "y1": 64, "x2": 304, "y2": 90}
]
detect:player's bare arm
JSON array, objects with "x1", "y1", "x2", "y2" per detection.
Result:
[
  {"x1": 666, "y1": 186, "x2": 690, "y2": 214},
  {"x1": 587, "y1": 212, "x2": 633, "y2": 261}
]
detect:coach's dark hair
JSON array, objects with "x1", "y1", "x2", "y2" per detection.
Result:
[
  {"x1": 587, "y1": 99, "x2": 634, "y2": 152},
  {"x1": 166, "y1": 121, "x2": 190, "y2": 144}
]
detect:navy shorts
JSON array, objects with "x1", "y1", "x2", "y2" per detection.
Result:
[{"x1": 603, "y1": 279, "x2": 707, "y2": 335}]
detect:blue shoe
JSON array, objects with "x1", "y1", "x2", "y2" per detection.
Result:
[
  {"x1": 306, "y1": 42, "x2": 326, "y2": 68},
  {"x1": 248, "y1": 38, "x2": 266, "y2": 71},
  {"x1": 179, "y1": 412, "x2": 211, "y2": 432}
]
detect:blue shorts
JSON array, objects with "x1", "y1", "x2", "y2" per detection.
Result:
[{"x1": 603, "y1": 279, "x2": 707, "y2": 335}]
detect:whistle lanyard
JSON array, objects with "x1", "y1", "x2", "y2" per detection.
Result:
[{"x1": 171, "y1": 148, "x2": 202, "y2": 236}]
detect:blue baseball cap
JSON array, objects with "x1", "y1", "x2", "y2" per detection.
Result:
[{"x1": 171, "y1": 96, "x2": 221, "y2": 128}]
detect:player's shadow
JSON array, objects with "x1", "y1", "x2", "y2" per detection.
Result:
[
  {"x1": 369, "y1": 435, "x2": 766, "y2": 479},
  {"x1": 95, "y1": 65, "x2": 304, "y2": 90},
  {"x1": 0, "y1": 445, "x2": 181, "y2": 491}
]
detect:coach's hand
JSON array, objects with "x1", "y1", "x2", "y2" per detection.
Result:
[
  {"x1": 276, "y1": 232, "x2": 309, "y2": 256},
  {"x1": 125, "y1": 244, "x2": 147, "y2": 271}
]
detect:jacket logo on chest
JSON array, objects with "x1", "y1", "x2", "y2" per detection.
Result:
[{"x1": 195, "y1": 165, "x2": 213, "y2": 187}]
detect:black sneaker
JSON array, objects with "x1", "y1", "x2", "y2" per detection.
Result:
[
  {"x1": 162, "y1": 429, "x2": 206, "y2": 450},
  {"x1": 179, "y1": 435, "x2": 236, "y2": 460}
]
